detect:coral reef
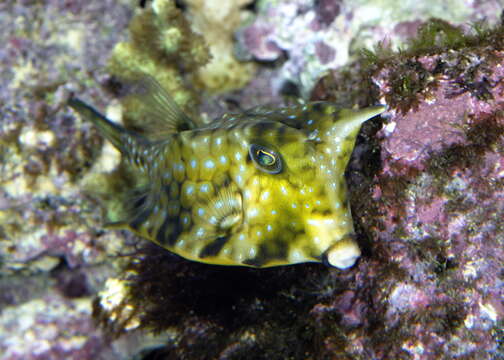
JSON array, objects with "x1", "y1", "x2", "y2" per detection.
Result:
[
  {"x1": 0, "y1": 294, "x2": 103, "y2": 359},
  {"x1": 185, "y1": 0, "x2": 257, "y2": 93},
  {"x1": 0, "y1": 1, "x2": 151, "y2": 359},
  {"x1": 107, "y1": 0, "x2": 209, "y2": 122},
  {"x1": 94, "y1": 13, "x2": 504, "y2": 360},
  {"x1": 311, "y1": 17, "x2": 504, "y2": 359},
  {"x1": 0, "y1": 0, "x2": 259, "y2": 358},
  {"x1": 1, "y1": 0, "x2": 503, "y2": 359},
  {"x1": 237, "y1": 0, "x2": 502, "y2": 98}
]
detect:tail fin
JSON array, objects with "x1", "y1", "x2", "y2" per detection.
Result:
[{"x1": 68, "y1": 97, "x2": 128, "y2": 153}]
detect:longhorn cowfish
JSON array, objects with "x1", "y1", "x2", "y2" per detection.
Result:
[{"x1": 69, "y1": 76, "x2": 384, "y2": 269}]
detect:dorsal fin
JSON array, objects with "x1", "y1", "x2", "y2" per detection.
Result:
[{"x1": 120, "y1": 75, "x2": 197, "y2": 138}]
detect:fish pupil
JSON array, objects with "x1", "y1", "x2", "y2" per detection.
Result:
[{"x1": 257, "y1": 150, "x2": 275, "y2": 166}]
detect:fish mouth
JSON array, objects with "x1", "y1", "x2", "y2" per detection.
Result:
[{"x1": 322, "y1": 236, "x2": 361, "y2": 269}]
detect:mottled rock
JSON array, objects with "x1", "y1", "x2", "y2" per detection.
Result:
[{"x1": 237, "y1": 0, "x2": 502, "y2": 97}]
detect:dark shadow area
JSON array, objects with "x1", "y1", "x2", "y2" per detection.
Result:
[
  {"x1": 126, "y1": 244, "x2": 328, "y2": 331},
  {"x1": 94, "y1": 243, "x2": 353, "y2": 359}
]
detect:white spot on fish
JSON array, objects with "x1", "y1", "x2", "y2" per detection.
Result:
[
  {"x1": 244, "y1": 189, "x2": 252, "y2": 200},
  {"x1": 174, "y1": 163, "x2": 185, "y2": 172},
  {"x1": 235, "y1": 175, "x2": 243, "y2": 185},
  {"x1": 205, "y1": 159, "x2": 215, "y2": 169},
  {"x1": 291, "y1": 250, "x2": 302, "y2": 261}
]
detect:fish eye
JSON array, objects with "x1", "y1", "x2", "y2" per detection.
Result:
[{"x1": 249, "y1": 144, "x2": 282, "y2": 174}]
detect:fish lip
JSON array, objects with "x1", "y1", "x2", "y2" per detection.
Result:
[{"x1": 322, "y1": 236, "x2": 361, "y2": 270}]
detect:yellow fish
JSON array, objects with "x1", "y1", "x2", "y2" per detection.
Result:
[{"x1": 69, "y1": 77, "x2": 384, "y2": 269}]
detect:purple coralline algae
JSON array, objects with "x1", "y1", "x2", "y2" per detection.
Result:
[
  {"x1": 307, "y1": 22, "x2": 503, "y2": 358},
  {"x1": 360, "y1": 49, "x2": 504, "y2": 358},
  {"x1": 237, "y1": 0, "x2": 502, "y2": 98}
]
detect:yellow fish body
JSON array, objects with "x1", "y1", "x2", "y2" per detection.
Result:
[{"x1": 69, "y1": 77, "x2": 384, "y2": 269}]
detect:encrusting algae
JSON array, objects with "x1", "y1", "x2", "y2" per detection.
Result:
[{"x1": 69, "y1": 76, "x2": 384, "y2": 269}]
